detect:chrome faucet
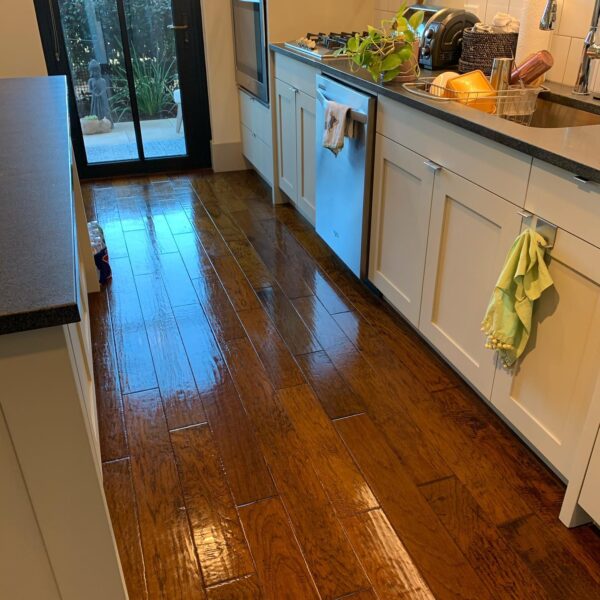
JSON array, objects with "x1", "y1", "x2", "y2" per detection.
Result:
[
  {"x1": 539, "y1": 0, "x2": 558, "y2": 30},
  {"x1": 573, "y1": 0, "x2": 600, "y2": 95}
]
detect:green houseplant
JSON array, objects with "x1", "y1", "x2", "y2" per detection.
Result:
[{"x1": 336, "y1": 4, "x2": 424, "y2": 83}]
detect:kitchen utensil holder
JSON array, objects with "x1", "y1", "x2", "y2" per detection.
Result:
[
  {"x1": 403, "y1": 78, "x2": 547, "y2": 126},
  {"x1": 459, "y1": 28, "x2": 519, "y2": 75}
]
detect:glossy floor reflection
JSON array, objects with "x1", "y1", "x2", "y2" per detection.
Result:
[{"x1": 85, "y1": 171, "x2": 600, "y2": 600}]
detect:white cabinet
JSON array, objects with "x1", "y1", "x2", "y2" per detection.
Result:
[
  {"x1": 419, "y1": 167, "x2": 522, "y2": 398},
  {"x1": 491, "y1": 227, "x2": 600, "y2": 479},
  {"x1": 580, "y1": 429, "x2": 600, "y2": 523},
  {"x1": 239, "y1": 89, "x2": 273, "y2": 185},
  {"x1": 275, "y1": 78, "x2": 317, "y2": 224},
  {"x1": 273, "y1": 55, "x2": 318, "y2": 225},
  {"x1": 275, "y1": 79, "x2": 298, "y2": 201},
  {"x1": 369, "y1": 134, "x2": 435, "y2": 326},
  {"x1": 295, "y1": 90, "x2": 317, "y2": 224}
]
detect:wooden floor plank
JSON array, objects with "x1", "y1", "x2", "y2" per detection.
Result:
[
  {"x1": 238, "y1": 498, "x2": 320, "y2": 600},
  {"x1": 335, "y1": 414, "x2": 492, "y2": 600},
  {"x1": 227, "y1": 238, "x2": 273, "y2": 290},
  {"x1": 500, "y1": 514, "x2": 600, "y2": 600},
  {"x1": 157, "y1": 251, "x2": 199, "y2": 308},
  {"x1": 237, "y1": 307, "x2": 305, "y2": 390},
  {"x1": 203, "y1": 201, "x2": 247, "y2": 242},
  {"x1": 135, "y1": 273, "x2": 207, "y2": 430},
  {"x1": 326, "y1": 341, "x2": 453, "y2": 485},
  {"x1": 314, "y1": 258, "x2": 458, "y2": 394},
  {"x1": 118, "y1": 195, "x2": 147, "y2": 231},
  {"x1": 145, "y1": 213, "x2": 179, "y2": 254},
  {"x1": 421, "y1": 476, "x2": 548, "y2": 599},
  {"x1": 123, "y1": 389, "x2": 205, "y2": 599},
  {"x1": 89, "y1": 291, "x2": 128, "y2": 461},
  {"x1": 173, "y1": 302, "x2": 274, "y2": 505},
  {"x1": 342, "y1": 509, "x2": 434, "y2": 600},
  {"x1": 295, "y1": 350, "x2": 366, "y2": 420},
  {"x1": 186, "y1": 204, "x2": 231, "y2": 259},
  {"x1": 222, "y1": 338, "x2": 370, "y2": 599},
  {"x1": 259, "y1": 218, "x2": 354, "y2": 315},
  {"x1": 192, "y1": 272, "x2": 246, "y2": 345},
  {"x1": 292, "y1": 295, "x2": 352, "y2": 352},
  {"x1": 277, "y1": 384, "x2": 378, "y2": 517},
  {"x1": 338, "y1": 591, "x2": 378, "y2": 600},
  {"x1": 171, "y1": 424, "x2": 254, "y2": 586},
  {"x1": 257, "y1": 286, "x2": 322, "y2": 356},
  {"x1": 211, "y1": 254, "x2": 261, "y2": 312},
  {"x1": 102, "y1": 459, "x2": 147, "y2": 600},
  {"x1": 206, "y1": 575, "x2": 263, "y2": 600},
  {"x1": 106, "y1": 257, "x2": 158, "y2": 395},
  {"x1": 174, "y1": 231, "x2": 214, "y2": 279}
]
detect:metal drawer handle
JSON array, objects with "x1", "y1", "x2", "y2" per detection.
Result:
[
  {"x1": 574, "y1": 175, "x2": 591, "y2": 184},
  {"x1": 424, "y1": 160, "x2": 442, "y2": 172}
]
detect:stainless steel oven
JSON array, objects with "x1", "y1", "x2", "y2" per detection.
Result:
[{"x1": 232, "y1": 0, "x2": 269, "y2": 105}]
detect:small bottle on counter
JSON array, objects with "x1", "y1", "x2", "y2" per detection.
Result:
[{"x1": 510, "y1": 50, "x2": 554, "y2": 85}]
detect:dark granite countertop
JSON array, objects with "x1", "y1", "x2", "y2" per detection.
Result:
[
  {"x1": 271, "y1": 44, "x2": 600, "y2": 183},
  {"x1": 0, "y1": 76, "x2": 80, "y2": 336}
]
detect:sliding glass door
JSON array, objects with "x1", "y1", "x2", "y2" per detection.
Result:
[{"x1": 35, "y1": 0, "x2": 211, "y2": 177}]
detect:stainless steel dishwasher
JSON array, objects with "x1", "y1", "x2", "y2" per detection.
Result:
[{"x1": 315, "y1": 75, "x2": 376, "y2": 278}]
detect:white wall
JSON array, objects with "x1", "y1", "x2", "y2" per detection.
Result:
[
  {"x1": 374, "y1": 0, "x2": 600, "y2": 90},
  {"x1": 199, "y1": 0, "x2": 246, "y2": 171},
  {"x1": 268, "y1": 1, "x2": 376, "y2": 43},
  {"x1": 0, "y1": 0, "x2": 46, "y2": 77}
]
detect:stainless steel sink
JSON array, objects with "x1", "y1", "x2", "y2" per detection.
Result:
[{"x1": 527, "y1": 98, "x2": 600, "y2": 128}]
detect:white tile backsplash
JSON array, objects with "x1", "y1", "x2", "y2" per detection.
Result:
[{"x1": 374, "y1": 0, "x2": 599, "y2": 90}]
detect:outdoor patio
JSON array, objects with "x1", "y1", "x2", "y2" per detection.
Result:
[{"x1": 83, "y1": 117, "x2": 186, "y2": 163}]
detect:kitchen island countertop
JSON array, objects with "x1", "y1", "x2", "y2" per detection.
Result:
[
  {"x1": 0, "y1": 76, "x2": 80, "y2": 335},
  {"x1": 271, "y1": 43, "x2": 600, "y2": 183}
]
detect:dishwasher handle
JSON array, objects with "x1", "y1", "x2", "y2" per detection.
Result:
[{"x1": 316, "y1": 88, "x2": 368, "y2": 124}]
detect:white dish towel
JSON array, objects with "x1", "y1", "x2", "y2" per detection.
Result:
[{"x1": 322, "y1": 100, "x2": 354, "y2": 156}]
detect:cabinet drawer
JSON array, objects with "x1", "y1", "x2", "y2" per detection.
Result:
[
  {"x1": 242, "y1": 124, "x2": 273, "y2": 185},
  {"x1": 525, "y1": 160, "x2": 600, "y2": 249},
  {"x1": 239, "y1": 90, "x2": 272, "y2": 146},
  {"x1": 274, "y1": 53, "x2": 317, "y2": 98},
  {"x1": 377, "y1": 97, "x2": 532, "y2": 206}
]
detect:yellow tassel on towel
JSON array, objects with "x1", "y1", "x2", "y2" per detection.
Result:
[{"x1": 481, "y1": 228, "x2": 554, "y2": 368}]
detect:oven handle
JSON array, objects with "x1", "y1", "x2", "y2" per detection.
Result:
[{"x1": 317, "y1": 89, "x2": 368, "y2": 124}]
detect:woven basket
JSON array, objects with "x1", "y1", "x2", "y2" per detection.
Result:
[{"x1": 459, "y1": 28, "x2": 518, "y2": 75}]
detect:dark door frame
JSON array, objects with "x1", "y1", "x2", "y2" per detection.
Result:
[{"x1": 34, "y1": 0, "x2": 212, "y2": 179}]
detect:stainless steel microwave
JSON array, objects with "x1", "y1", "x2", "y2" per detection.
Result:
[{"x1": 232, "y1": 0, "x2": 269, "y2": 105}]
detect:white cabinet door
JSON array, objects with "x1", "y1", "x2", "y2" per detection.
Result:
[
  {"x1": 369, "y1": 135, "x2": 435, "y2": 327},
  {"x1": 491, "y1": 229, "x2": 600, "y2": 478},
  {"x1": 275, "y1": 79, "x2": 298, "y2": 202},
  {"x1": 580, "y1": 428, "x2": 600, "y2": 523},
  {"x1": 295, "y1": 91, "x2": 316, "y2": 225},
  {"x1": 420, "y1": 168, "x2": 522, "y2": 397}
]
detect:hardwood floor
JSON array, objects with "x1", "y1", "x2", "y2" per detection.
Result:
[{"x1": 85, "y1": 171, "x2": 600, "y2": 600}]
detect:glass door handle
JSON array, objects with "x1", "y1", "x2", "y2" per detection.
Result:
[{"x1": 167, "y1": 24, "x2": 189, "y2": 30}]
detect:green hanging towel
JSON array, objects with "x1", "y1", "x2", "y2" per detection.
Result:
[{"x1": 481, "y1": 228, "x2": 554, "y2": 368}]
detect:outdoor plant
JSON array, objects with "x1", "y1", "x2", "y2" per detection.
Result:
[
  {"x1": 110, "y1": 47, "x2": 178, "y2": 121},
  {"x1": 336, "y1": 3, "x2": 424, "y2": 83}
]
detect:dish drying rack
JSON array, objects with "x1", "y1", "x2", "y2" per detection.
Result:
[{"x1": 403, "y1": 78, "x2": 547, "y2": 126}]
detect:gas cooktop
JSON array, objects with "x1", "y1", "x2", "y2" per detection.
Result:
[{"x1": 284, "y1": 32, "x2": 366, "y2": 60}]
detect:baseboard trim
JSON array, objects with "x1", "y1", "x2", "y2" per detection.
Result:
[{"x1": 210, "y1": 141, "x2": 249, "y2": 172}]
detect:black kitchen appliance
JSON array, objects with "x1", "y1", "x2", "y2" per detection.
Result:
[
  {"x1": 405, "y1": 5, "x2": 480, "y2": 70},
  {"x1": 232, "y1": 0, "x2": 269, "y2": 104}
]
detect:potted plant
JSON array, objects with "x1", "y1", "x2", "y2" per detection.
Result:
[{"x1": 336, "y1": 4, "x2": 424, "y2": 83}]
